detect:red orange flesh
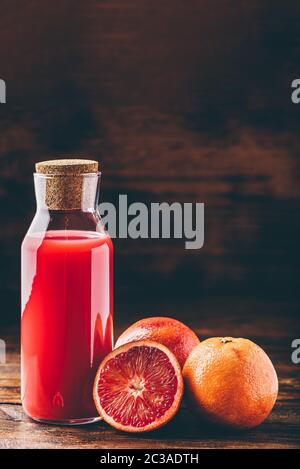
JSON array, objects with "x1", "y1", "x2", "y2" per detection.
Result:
[{"x1": 93, "y1": 340, "x2": 183, "y2": 432}]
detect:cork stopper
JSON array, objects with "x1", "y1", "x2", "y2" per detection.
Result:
[
  {"x1": 36, "y1": 159, "x2": 98, "y2": 175},
  {"x1": 35, "y1": 159, "x2": 99, "y2": 210}
]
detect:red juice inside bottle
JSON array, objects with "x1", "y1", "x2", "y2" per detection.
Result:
[{"x1": 21, "y1": 229, "x2": 113, "y2": 423}]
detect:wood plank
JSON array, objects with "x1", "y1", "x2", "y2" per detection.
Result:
[
  {"x1": 0, "y1": 2, "x2": 300, "y2": 313},
  {"x1": 0, "y1": 401, "x2": 299, "y2": 449},
  {"x1": 1, "y1": 108, "x2": 300, "y2": 200},
  {"x1": 1, "y1": 301, "x2": 300, "y2": 449}
]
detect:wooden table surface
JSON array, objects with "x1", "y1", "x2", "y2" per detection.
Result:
[{"x1": 1, "y1": 298, "x2": 300, "y2": 449}]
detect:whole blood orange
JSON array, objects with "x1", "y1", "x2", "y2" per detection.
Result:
[
  {"x1": 93, "y1": 340, "x2": 183, "y2": 432},
  {"x1": 115, "y1": 317, "x2": 200, "y2": 368},
  {"x1": 183, "y1": 337, "x2": 278, "y2": 429}
]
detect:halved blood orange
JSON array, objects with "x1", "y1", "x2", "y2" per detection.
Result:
[{"x1": 93, "y1": 340, "x2": 183, "y2": 432}]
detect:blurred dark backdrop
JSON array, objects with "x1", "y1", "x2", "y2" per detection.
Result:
[{"x1": 1, "y1": 1, "x2": 300, "y2": 325}]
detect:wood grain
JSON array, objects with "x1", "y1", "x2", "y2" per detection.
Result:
[
  {"x1": 1, "y1": 299, "x2": 300, "y2": 449},
  {"x1": 1, "y1": 2, "x2": 300, "y2": 323},
  {"x1": 1, "y1": 106, "x2": 300, "y2": 325}
]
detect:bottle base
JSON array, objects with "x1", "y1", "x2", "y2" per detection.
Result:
[{"x1": 30, "y1": 415, "x2": 102, "y2": 426}]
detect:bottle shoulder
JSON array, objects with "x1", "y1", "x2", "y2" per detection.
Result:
[{"x1": 22, "y1": 209, "x2": 110, "y2": 242}]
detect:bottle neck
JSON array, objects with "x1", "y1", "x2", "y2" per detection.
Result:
[{"x1": 34, "y1": 173, "x2": 101, "y2": 212}]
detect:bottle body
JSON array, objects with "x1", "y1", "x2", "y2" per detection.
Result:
[{"x1": 21, "y1": 169, "x2": 113, "y2": 424}]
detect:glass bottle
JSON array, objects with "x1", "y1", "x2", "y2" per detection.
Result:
[{"x1": 21, "y1": 159, "x2": 113, "y2": 425}]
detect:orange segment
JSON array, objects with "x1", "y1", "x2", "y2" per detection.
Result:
[{"x1": 93, "y1": 340, "x2": 183, "y2": 432}]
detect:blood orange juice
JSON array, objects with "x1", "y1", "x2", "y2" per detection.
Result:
[
  {"x1": 21, "y1": 159, "x2": 113, "y2": 424},
  {"x1": 21, "y1": 230, "x2": 113, "y2": 423}
]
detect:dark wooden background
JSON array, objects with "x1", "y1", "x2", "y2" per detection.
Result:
[{"x1": 0, "y1": 1, "x2": 300, "y2": 325}]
